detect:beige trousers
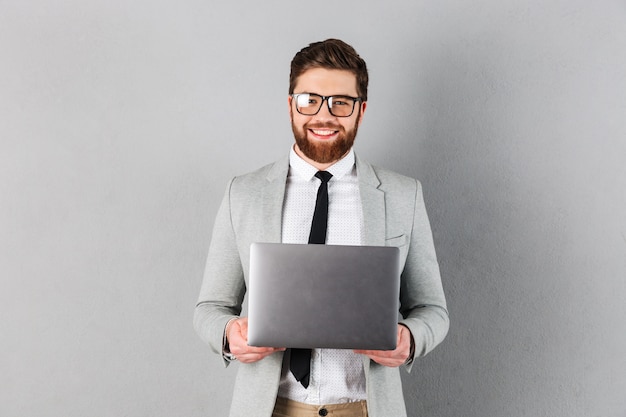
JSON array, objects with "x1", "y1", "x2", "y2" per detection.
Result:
[{"x1": 272, "y1": 397, "x2": 368, "y2": 417}]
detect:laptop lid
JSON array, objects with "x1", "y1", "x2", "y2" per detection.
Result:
[{"x1": 247, "y1": 242, "x2": 400, "y2": 350}]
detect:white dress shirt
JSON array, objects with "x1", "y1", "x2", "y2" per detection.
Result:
[{"x1": 277, "y1": 146, "x2": 367, "y2": 405}]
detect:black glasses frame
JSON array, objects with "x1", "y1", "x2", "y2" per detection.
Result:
[{"x1": 291, "y1": 93, "x2": 363, "y2": 117}]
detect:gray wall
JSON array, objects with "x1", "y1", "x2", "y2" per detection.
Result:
[{"x1": 2, "y1": 1, "x2": 625, "y2": 416}]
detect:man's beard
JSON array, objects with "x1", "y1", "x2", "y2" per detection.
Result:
[{"x1": 291, "y1": 111, "x2": 360, "y2": 164}]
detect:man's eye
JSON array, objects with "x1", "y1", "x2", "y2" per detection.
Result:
[{"x1": 296, "y1": 95, "x2": 316, "y2": 107}]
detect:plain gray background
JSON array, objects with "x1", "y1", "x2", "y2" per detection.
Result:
[{"x1": 2, "y1": 1, "x2": 625, "y2": 416}]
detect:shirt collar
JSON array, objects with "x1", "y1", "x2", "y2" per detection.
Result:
[{"x1": 289, "y1": 146, "x2": 356, "y2": 181}]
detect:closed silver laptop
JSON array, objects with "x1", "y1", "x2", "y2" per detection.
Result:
[{"x1": 248, "y1": 242, "x2": 400, "y2": 350}]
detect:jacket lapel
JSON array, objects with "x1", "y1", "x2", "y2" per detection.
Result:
[
  {"x1": 356, "y1": 156, "x2": 386, "y2": 246},
  {"x1": 259, "y1": 156, "x2": 289, "y2": 244}
]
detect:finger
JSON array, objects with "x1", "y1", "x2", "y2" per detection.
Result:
[
  {"x1": 239, "y1": 318, "x2": 248, "y2": 339},
  {"x1": 234, "y1": 347, "x2": 285, "y2": 363},
  {"x1": 357, "y1": 353, "x2": 401, "y2": 367},
  {"x1": 236, "y1": 352, "x2": 269, "y2": 363},
  {"x1": 354, "y1": 349, "x2": 395, "y2": 358},
  {"x1": 230, "y1": 344, "x2": 280, "y2": 356},
  {"x1": 354, "y1": 346, "x2": 407, "y2": 367}
]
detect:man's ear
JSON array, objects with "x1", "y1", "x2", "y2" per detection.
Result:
[
  {"x1": 288, "y1": 95, "x2": 295, "y2": 116},
  {"x1": 358, "y1": 101, "x2": 367, "y2": 125}
]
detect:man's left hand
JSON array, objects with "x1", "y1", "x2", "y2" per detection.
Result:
[{"x1": 354, "y1": 324, "x2": 413, "y2": 367}]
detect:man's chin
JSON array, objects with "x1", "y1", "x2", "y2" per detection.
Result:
[
  {"x1": 292, "y1": 124, "x2": 357, "y2": 165},
  {"x1": 299, "y1": 141, "x2": 351, "y2": 164}
]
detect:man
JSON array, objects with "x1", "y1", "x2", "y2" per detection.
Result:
[{"x1": 194, "y1": 39, "x2": 449, "y2": 417}]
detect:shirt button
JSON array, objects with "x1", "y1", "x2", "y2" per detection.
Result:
[{"x1": 318, "y1": 408, "x2": 328, "y2": 416}]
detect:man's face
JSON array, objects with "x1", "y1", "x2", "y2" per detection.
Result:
[{"x1": 289, "y1": 68, "x2": 366, "y2": 166}]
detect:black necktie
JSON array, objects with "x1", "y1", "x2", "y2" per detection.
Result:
[{"x1": 290, "y1": 170, "x2": 332, "y2": 388}]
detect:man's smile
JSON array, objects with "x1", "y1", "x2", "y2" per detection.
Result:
[{"x1": 309, "y1": 128, "x2": 338, "y2": 139}]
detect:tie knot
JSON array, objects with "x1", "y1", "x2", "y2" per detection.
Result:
[{"x1": 315, "y1": 171, "x2": 333, "y2": 184}]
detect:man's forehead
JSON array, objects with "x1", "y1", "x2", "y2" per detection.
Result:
[{"x1": 293, "y1": 68, "x2": 358, "y2": 96}]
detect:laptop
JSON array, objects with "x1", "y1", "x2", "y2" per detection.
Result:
[{"x1": 247, "y1": 242, "x2": 401, "y2": 350}]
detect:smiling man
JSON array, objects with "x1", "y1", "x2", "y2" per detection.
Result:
[
  {"x1": 290, "y1": 67, "x2": 364, "y2": 169},
  {"x1": 194, "y1": 39, "x2": 449, "y2": 417}
]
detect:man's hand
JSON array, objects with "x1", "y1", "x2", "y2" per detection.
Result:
[
  {"x1": 226, "y1": 317, "x2": 285, "y2": 364},
  {"x1": 354, "y1": 324, "x2": 413, "y2": 367}
]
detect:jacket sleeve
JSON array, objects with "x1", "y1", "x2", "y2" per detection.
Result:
[
  {"x1": 398, "y1": 179, "x2": 449, "y2": 372},
  {"x1": 193, "y1": 178, "x2": 245, "y2": 365}
]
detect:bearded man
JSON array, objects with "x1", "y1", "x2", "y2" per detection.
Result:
[{"x1": 194, "y1": 39, "x2": 449, "y2": 417}]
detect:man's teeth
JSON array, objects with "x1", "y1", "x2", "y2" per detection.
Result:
[{"x1": 312, "y1": 129, "x2": 335, "y2": 136}]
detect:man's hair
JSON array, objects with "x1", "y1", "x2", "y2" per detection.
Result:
[{"x1": 289, "y1": 39, "x2": 369, "y2": 101}]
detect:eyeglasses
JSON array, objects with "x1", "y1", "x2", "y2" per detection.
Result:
[{"x1": 291, "y1": 93, "x2": 362, "y2": 117}]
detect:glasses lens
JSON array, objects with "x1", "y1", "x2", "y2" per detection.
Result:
[
  {"x1": 295, "y1": 94, "x2": 321, "y2": 115},
  {"x1": 328, "y1": 96, "x2": 355, "y2": 117}
]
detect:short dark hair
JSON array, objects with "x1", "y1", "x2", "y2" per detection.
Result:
[{"x1": 289, "y1": 39, "x2": 369, "y2": 101}]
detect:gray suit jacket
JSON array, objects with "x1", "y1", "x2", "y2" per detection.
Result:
[{"x1": 194, "y1": 154, "x2": 449, "y2": 417}]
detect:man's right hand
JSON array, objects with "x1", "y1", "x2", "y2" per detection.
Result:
[{"x1": 226, "y1": 317, "x2": 285, "y2": 363}]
